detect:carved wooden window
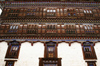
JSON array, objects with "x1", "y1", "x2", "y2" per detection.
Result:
[
  {"x1": 47, "y1": 25, "x2": 56, "y2": 29},
  {"x1": 7, "y1": 9, "x2": 10, "y2": 12},
  {"x1": 94, "y1": 25, "x2": 99, "y2": 34},
  {"x1": 27, "y1": 25, "x2": 37, "y2": 34},
  {"x1": 56, "y1": 8, "x2": 60, "y2": 17},
  {"x1": 43, "y1": 64, "x2": 57, "y2": 66},
  {"x1": 76, "y1": 25, "x2": 79, "y2": 29},
  {"x1": 47, "y1": 46, "x2": 55, "y2": 58},
  {"x1": 57, "y1": 25, "x2": 60, "y2": 29},
  {"x1": 45, "y1": 42, "x2": 57, "y2": 58},
  {"x1": 98, "y1": 25, "x2": 100, "y2": 29},
  {"x1": 28, "y1": 25, "x2": 32, "y2": 29},
  {"x1": 64, "y1": 9, "x2": 67, "y2": 15},
  {"x1": 39, "y1": 42, "x2": 61, "y2": 66},
  {"x1": 5, "y1": 25, "x2": 10, "y2": 31},
  {"x1": 66, "y1": 25, "x2": 76, "y2": 34},
  {"x1": 82, "y1": 42, "x2": 97, "y2": 59},
  {"x1": 5, "y1": 61, "x2": 14, "y2": 66},
  {"x1": 23, "y1": 25, "x2": 27, "y2": 34},
  {"x1": 61, "y1": 25, "x2": 65, "y2": 29},
  {"x1": 60, "y1": 8, "x2": 63, "y2": 17},
  {"x1": 94, "y1": 25, "x2": 98, "y2": 29},
  {"x1": 9, "y1": 25, "x2": 18, "y2": 33},
  {"x1": 46, "y1": 8, "x2": 56, "y2": 17},
  {"x1": 86, "y1": 61, "x2": 96, "y2": 66},
  {"x1": 38, "y1": 25, "x2": 42, "y2": 29},
  {"x1": 5, "y1": 41, "x2": 21, "y2": 58},
  {"x1": 1, "y1": 25, "x2": 5, "y2": 29},
  {"x1": 84, "y1": 25, "x2": 94, "y2": 34},
  {"x1": 0, "y1": 25, "x2": 4, "y2": 33},
  {"x1": 84, "y1": 10, "x2": 92, "y2": 14},
  {"x1": 42, "y1": 25, "x2": 46, "y2": 29},
  {"x1": 40, "y1": 59, "x2": 59, "y2": 66},
  {"x1": 5, "y1": 60, "x2": 17, "y2": 66}
]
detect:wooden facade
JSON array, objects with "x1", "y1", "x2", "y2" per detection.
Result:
[{"x1": 0, "y1": 1, "x2": 100, "y2": 66}]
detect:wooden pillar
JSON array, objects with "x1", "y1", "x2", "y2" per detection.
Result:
[
  {"x1": 39, "y1": 58, "x2": 43, "y2": 66},
  {"x1": 55, "y1": 43, "x2": 58, "y2": 58},
  {"x1": 58, "y1": 58, "x2": 62, "y2": 66}
]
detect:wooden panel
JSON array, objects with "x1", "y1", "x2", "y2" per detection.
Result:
[
  {"x1": 57, "y1": 29, "x2": 61, "y2": 33},
  {"x1": 42, "y1": 29, "x2": 45, "y2": 33},
  {"x1": 57, "y1": 25, "x2": 60, "y2": 29},
  {"x1": 62, "y1": 29, "x2": 65, "y2": 33},
  {"x1": 81, "y1": 29, "x2": 85, "y2": 33},
  {"x1": 96, "y1": 30, "x2": 99, "y2": 33},
  {"x1": 38, "y1": 29, "x2": 41, "y2": 33},
  {"x1": 23, "y1": 29, "x2": 27, "y2": 33},
  {"x1": 94, "y1": 14, "x2": 98, "y2": 17},
  {"x1": 18, "y1": 29, "x2": 22, "y2": 33},
  {"x1": 42, "y1": 25, "x2": 46, "y2": 28},
  {"x1": 18, "y1": 13, "x2": 23, "y2": 16},
  {"x1": 0, "y1": 30, "x2": 3, "y2": 33},
  {"x1": 77, "y1": 29, "x2": 80, "y2": 33}
]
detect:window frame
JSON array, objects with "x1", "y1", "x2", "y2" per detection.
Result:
[
  {"x1": 86, "y1": 61, "x2": 96, "y2": 66},
  {"x1": 5, "y1": 41, "x2": 21, "y2": 59},
  {"x1": 44, "y1": 42, "x2": 57, "y2": 58},
  {"x1": 82, "y1": 42, "x2": 97, "y2": 60},
  {"x1": 5, "y1": 60, "x2": 17, "y2": 66}
]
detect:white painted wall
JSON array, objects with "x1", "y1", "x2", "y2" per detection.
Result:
[
  {"x1": 58, "y1": 42, "x2": 87, "y2": 66},
  {"x1": 0, "y1": 41, "x2": 100, "y2": 66},
  {"x1": 15, "y1": 42, "x2": 44, "y2": 66},
  {"x1": 0, "y1": 42, "x2": 8, "y2": 66},
  {"x1": 0, "y1": 8, "x2": 2, "y2": 15},
  {"x1": 94, "y1": 42, "x2": 100, "y2": 66}
]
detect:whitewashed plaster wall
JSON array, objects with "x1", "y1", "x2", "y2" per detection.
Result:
[
  {"x1": 58, "y1": 42, "x2": 87, "y2": 66},
  {"x1": 94, "y1": 42, "x2": 100, "y2": 66},
  {"x1": 0, "y1": 42, "x2": 8, "y2": 66},
  {"x1": 15, "y1": 42, "x2": 44, "y2": 66},
  {"x1": 0, "y1": 8, "x2": 2, "y2": 15},
  {"x1": 0, "y1": 41, "x2": 100, "y2": 66}
]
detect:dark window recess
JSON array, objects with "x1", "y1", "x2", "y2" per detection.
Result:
[
  {"x1": 66, "y1": 30, "x2": 76, "y2": 34},
  {"x1": 5, "y1": 60, "x2": 17, "y2": 66},
  {"x1": 86, "y1": 61, "x2": 96, "y2": 66},
  {"x1": 5, "y1": 41, "x2": 21, "y2": 58},
  {"x1": 27, "y1": 30, "x2": 37, "y2": 34},
  {"x1": 47, "y1": 25, "x2": 56, "y2": 29},
  {"x1": 82, "y1": 42, "x2": 97, "y2": 59}
]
